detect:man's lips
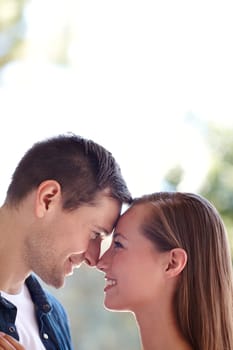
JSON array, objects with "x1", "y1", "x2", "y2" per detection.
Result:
[{"x1": 69, "y1": 255, "x2": 83, "y2": 268}]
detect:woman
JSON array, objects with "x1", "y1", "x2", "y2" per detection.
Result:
[
  {"x1": 97, "y1": 192, "x2": 233, "y2": 350},
  {"x1": 1, "y1": 192, "x2": 233, "y2": 350}
]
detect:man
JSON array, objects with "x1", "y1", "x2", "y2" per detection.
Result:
[{"x1": 0, "y1": 134, "x2": 132, "y2": 350}]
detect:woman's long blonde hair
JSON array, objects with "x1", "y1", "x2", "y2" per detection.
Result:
[{"x1": 134, "y1": 192, "x2": 233, "y2": 350}]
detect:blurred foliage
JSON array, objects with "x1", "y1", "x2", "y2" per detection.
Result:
[
  {"x1": 163, "y1": 164, "x2": 184, "y2": 191},
  {"x1": 199, "y1": 124, "x2": 233, "y2": 248},
  {"x1": 0, "y1": 0, "x2": 71, "y2": 67},
  {"x1": 164, "y1": 123, "x2": 233, "y2": 249},
  {"x1": 200, "y1": 125, "x2": 233, "y2": 218},
  {"x1": 0, "y1": 0, "x2": 28, "y2": 67}
]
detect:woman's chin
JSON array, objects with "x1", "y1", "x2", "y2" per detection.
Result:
[{"x1": 103, "y1": 299, "x2": 128, "y2": 312}]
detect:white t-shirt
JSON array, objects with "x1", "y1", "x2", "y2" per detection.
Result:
[{"x1": 1, "y1": 284, "x2": 46, "y2": 350}]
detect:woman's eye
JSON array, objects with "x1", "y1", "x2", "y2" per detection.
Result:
[{"x1": 113, "y1": 240, "x2": 123, "y2": 249}]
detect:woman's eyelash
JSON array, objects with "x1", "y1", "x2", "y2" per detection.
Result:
[{"x1": 113, "y1": 240, "x2": 123, "y2": 249}]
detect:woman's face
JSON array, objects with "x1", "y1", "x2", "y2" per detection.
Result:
[{"x1": 97, "y1": 204, "x2": 170, "y2": 313}]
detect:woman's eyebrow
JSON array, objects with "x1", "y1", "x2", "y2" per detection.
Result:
[{"x1": 113, "y1": 232, "x2": 127, "y2": 240}]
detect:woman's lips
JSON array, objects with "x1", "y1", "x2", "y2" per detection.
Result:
[{"x1": 104, "y1": 277, "x2": 117, "y2": 292}]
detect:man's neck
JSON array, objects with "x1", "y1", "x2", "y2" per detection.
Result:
[{"x1": 0, "y1": 206, "x2": 30, "y2": 294}]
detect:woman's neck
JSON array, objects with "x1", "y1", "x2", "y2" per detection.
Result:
[{"x1": 134, "y1": 306, "x2": 192, "y2": 350}]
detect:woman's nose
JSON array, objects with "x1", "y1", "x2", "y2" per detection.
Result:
[{"x1": 97, "y1": 248, "x2": 111, "y2": 272}]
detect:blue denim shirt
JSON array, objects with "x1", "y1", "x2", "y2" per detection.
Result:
[{"x1": 0, "y1": 274, "x2": 74, "y2": 350}]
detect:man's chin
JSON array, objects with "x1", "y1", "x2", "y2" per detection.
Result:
[
  {"x1": 45, "y1": 275, "x2": 66, "y2": 289},
  {"x1": 54, "y1": 276, "x2": 67, "y2": 289}
]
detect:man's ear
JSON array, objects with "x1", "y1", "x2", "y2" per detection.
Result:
[
  {"x1": 35, "y1": 180, "x2": 61, "y2": 218},
  {"x1": 165, "y1": 248, "x2": 187, "y2": 278}
]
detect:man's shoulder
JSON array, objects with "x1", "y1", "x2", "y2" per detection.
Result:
[
  {"x1": 25, "y1": 274, "x2": 66, "y2": 315},
  {"x1": 25, "y1": 275, "x2": 74, "y2": 349}
]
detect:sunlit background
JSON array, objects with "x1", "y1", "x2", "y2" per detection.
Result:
[{"x1": 1, "y1": 1, "x2": 233, "y2": 349}]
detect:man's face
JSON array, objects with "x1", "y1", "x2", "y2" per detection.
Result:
[{"x1": 25, "y1": 191, "x2": 121, "y2": 288}]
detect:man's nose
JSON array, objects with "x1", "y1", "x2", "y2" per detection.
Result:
[
  {"x1": 84, "y1": 239, "x2": 101, "y2": 267},
  {"x1": 70, "y1": 254, "x2": 85, "y2": 267}
]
